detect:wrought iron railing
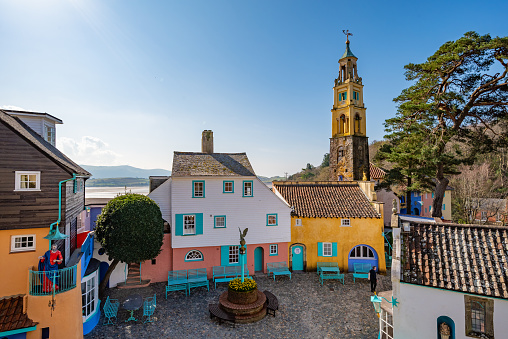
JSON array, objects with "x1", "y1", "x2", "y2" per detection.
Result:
[{"x1": 29, "y1": 265, "x2": 77, "y2": 296}]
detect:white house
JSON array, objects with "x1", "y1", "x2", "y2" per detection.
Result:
[{"x1": 144, "y1": 130, "x2": 291, "y2": 281}]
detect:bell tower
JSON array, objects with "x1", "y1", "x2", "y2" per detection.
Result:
[{"x1": 329, "y1": 31, "x2": 370, "y2": 181}]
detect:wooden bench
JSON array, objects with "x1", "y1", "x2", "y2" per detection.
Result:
[
  {"x1": 263, "y1": 290, "x2": 279, "y2": 317},
  {"x1": 317, "y1": 262, "x2": 339, "y2": 275},
  {"x1": 212, "y1": 265, "x2": 250, "y2": 289},
  {"x1": 208, "y1": 303, "x2": 235, "y2": 327},
  {"x1": 166, "y1": 270, "x2": 188, "y2": 298},
  {"x1": 267, "y1": 262, "x2": 292, "y2": 281},
  {"x1": 103, "y1": 296, "x2": 120, "y2": 325},
  {"x1": 352, "y1": 263, "x2": 372, "y2": 283},
  {"x1": 143, "y1": 294, "x2": 156, "y2": 323},
  {"x1": 187, "y1": 268, "x2": 209, "y2": 294}
]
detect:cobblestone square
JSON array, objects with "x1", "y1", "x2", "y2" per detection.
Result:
[{"x1": 85, "y1": 271, "x2": 391, "y2": 339}]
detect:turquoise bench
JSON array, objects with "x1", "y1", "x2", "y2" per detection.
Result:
[
  {"x1": 103, "y1": 296, "x2": 120, "y2": 325},
  {"x1": 166, "y1": 270, "x2": 188, "y2": 297},
  {"x1": 267, "y1": 262, "x2": 291, "y2": 281},
  {"x1": 143, "y1": 294, "x2": 156, "y2": 323},
  {"x1": 212, "y1": 265, "x2": 250, "y2": 288},
  {"x1": 352, "y1": 263, "x2": 372, "y2": 283},
  {"x1": 318, "y1": 267, "x2": 344, "y2": 285},
  {"x1": 317, "y1": 262, "x2": 339, "y2": 275},
  {"x1": 187, "y1": 268, "x2": 209, "y2": 294}
]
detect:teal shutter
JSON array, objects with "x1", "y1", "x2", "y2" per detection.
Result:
[
  {"x1": 332, "y1": 243, "x2": 337, "y2": 257},
  {"x1": 221, "y1": 246, "x2": 229, "y2": 266},
  {"x1": 317, "y1": 242, "x2": 323, "y2": 257},
  {"x1": 175, "y1": 214, "x2": 183, "y2": 236},
  {"x1": 344, "y1": 92, "x2": 347, "y2": 100},
  {"x1": 196, "y1": 213, "x2": 203, "y2": 234},
  {"x1": 443, "y1": 204, "x2": 445, "y2": 211}
]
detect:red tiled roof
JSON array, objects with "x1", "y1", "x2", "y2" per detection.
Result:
[
  {"x1": 369, "y1": 163, "x2": 386, "y2": 180},
  {"x1": 273, "y1": 181, "x2": 380, "y2": 218},
  {"x1": 401, "y1": 222, "x2": 508, "y2": 299},
  {"x1": 0, "y1": 295, "x2": 37, "y2": 333}
]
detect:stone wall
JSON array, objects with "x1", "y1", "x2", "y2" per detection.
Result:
[{"x1": 329, "y1": 135, "x2": 370, "y2": 181}]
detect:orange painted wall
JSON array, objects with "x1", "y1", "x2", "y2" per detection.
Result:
[
  {"x1": 141, "y1": 234, "x2": 172, "y2": 283},
  {"x1": 0, "y1": 228, "x2": 50, "y2": 296},
  {"x1": 26, "y1": 263, "x2": 84, "y2": 339}
]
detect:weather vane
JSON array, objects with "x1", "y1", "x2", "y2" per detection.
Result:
[{"x1": 343, "y1": 29, "x2": 353, "y2": 43}]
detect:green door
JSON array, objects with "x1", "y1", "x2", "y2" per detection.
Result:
[
  {"x1": 292, "y1": 246, "x2": 304, "y2": 271},
  {"x1": 254, "y1": 247, "x2": 263, "y2": 272}
]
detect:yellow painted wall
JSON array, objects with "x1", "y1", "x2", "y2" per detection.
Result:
[
  {"x1": 290, "y1": 216, "x2": 386, "y2": 273},
  {"x1": 0, "y1": 228, "x2": 50, "y2": 296},
  {"x1": 26, "y1": 263, "x2": 84, "y2": 339},
  {"x1": 331, "y1": 82, "x2": 367, "y2": 137}
]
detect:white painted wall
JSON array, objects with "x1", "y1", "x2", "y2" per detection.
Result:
[
  {"x1": 171, "y1": 176, "x2": 291, "y2": 248},
  {"x1": 148, "y1": 178, "x2": 171, "y2": 223},
  {"x1": 16, "y1": 115, "x2": 44, "y2": 136},
  {"x1": 91, "y1": 239, "x2": 126, "y2": 288},
  {"x1": 393, "y1": 282, "x2": 508, "y2": 339}
]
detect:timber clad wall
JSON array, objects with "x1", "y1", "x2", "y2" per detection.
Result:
[{"x1": 0, "y1": 122, "x2": 72, "y2": 230}]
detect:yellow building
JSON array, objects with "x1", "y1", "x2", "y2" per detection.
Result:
[{"x1": 273, "y1": 181, "x2": 386, "y2": 273}]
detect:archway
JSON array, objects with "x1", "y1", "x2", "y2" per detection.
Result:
[{"x1": 348, "y1": 244, "x2": 378, "y2": 273}]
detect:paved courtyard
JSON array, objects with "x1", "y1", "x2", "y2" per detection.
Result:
[{"x1": 85, "y1": 271, "x2": 392, "y2": 339}]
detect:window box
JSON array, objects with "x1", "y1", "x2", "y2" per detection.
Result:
[
  {"x1": 11, "y1": 235, "x2": 36, "y2": 252},
  {"x1": 243, "y1": 181, "x2": 253, "y2": 197},
  {"x1": 14, "y1": 171, "x2": 40, "y2": 191},
  {"x1": 214, "y1": 215, "x2": 226, "y2": 228},
  {"x1": 223, "y1": 181, "x2": 234, "y2": 193},
  {"x1": 192, "y1": 181, "x2": 205, "y2": 198},
  {"x1": 269, "y1": 244, "x2": 278, "y2": 256},
  {"x1": 266, "y1": 214, "x2": 278, "y2": 226}
]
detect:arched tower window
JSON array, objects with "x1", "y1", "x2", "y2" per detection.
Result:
[
  {"x1": 339, "y1": 115, "x2": 346, "y2": 134},
  {"x1": 185, "y1": 250, "x2": 203, "y2": 261},
  {"x1": 355, "y1": 114, "x2": 361, "y2": 133}
]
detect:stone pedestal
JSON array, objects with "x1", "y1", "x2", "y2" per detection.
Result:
[{"x1": 219, "y1": 290, "x2": 267, "y2": 323}]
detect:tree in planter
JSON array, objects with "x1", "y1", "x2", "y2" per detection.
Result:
[
  {"x1": 383, "y1": 31, "x2": 508, "y2": 217},
  {"x1": 95, "y1": 194, "x2": 164, "y2": 296}
]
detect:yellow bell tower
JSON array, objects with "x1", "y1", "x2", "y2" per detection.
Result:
[{"x1": 329, "y1": 31, "x2": 370, "y2": 181}]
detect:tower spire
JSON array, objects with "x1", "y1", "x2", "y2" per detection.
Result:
[{"x1": 342, "y1": 29, "x2": 353, "y2": 44}]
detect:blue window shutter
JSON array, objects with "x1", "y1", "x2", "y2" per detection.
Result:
[
  {"x1": 221, "y1": 246, "x2": 229, "y2": 266},
  {"x1": 443, "y1": 204, "x2": 445, "y2": 210},
  {"x1": 175, "y1": 214, "x2": 183, "y2": 236},
  {"x1": 332, "y1": 243, "x2": 337, "y2": 257},
  {"x1": 317, "y1": 242, "x2": 323, "y2": 257},
  {"x1": 196, "y1": 213, "x2": 203, "y2": 235},
  {"x1": 344, "y1": 92, "x2": 347, "y2": 100}
]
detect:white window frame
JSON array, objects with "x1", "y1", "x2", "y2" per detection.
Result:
[
  {"x1": 214, "y1": 216, "x2": 226, "y2": 228},
  {"x1": 183, "y1": 215, "x2": 196, "y2": 235},
  {"x1": 295, "y1": 219, "x2": 302, "y2": 226},
  {"x1": 341, "y1": 218, "x2": 351, "y2": 227},
  {"x1": 81, "y1": 270, "x2": 98, "y2": 322},
  {"x1": 229, "y1": 246, "x2": 239, "y2": 264},
  {"x1": 322, "y1": 242, "x2": 332, "y2": 257},
  {"x1": 243, "y1": 181, "x2": 253, "y2": 197},
  {"x1": 10, "y1": 235, "x2": 36, "y2": 252},
  {"x1": 44, "y1": 124, "x2": 55, "y2": 145},
  {"x1": 193, "y1": 181, "x2": 204, "y2": 198},
  {"x1": 14, "y1": 171, "x2": 41, "y2": 191},
  {"x1": 185, "y1": 250, "x2": 203, "y2": 261},
  {"x1": 350, "y1": 245, "x2": 375, "y2": 258},
  {"x1": 270, "y1": 244, "x2": 278, "y2": 255}
]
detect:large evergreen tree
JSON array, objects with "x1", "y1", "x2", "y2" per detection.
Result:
[{"x1": 383, "y1": 32, "x2": 508, "y2": 217}]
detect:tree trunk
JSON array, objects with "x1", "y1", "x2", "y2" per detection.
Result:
[
  {"x1": 99, "y1": 259, "x2": 119, "y2": 298},
  {"x1": 433, "y1": 165, "x2": 449, "y2": 218}
]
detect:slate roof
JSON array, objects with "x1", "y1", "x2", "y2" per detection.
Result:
[
  {"x1": 172, "y1": 152, "x2": 256, "y2": 177},
  {"x1": 0, "y1": 295, "x2": 37, "y2": 333},
  {"x1": 401, "y1": 221, "x2": 508, "y2": 299},
  {"x1": 272, "y1": 181, "x2": 381, "y2": 219},
  {"x1": 370, "y1": 163, "x2": 386, "y2": 180},
  {"x1": 0, "y1": 110, "x2": 90, "y2": 176}
]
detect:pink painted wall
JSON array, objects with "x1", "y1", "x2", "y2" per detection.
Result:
[
  {"x1": 172, "y1": 246, "x2": 222, "y2": 279},
  {"x1": 248, "y1": 242, "x2": 289, "y2": 274},
  {"x1": 141, "y1": 234, "x2": 172, "y2": 283},
  {"x1": 421, "y1": 193, "x2": 433, "y2": 217}
]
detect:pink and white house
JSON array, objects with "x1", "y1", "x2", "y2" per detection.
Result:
[{"x1": 143, "y1": 130, "x2": 291, "y2": 282}]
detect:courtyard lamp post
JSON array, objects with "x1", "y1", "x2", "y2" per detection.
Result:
[{"x1": 370, "y1": 293, "x2": 399, "y2": 316}]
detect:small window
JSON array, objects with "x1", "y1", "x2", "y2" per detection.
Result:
[
  {"x1": 465, "y1": 295, "x2": 493, "y2": 338},
  {"x1": 44, "y1": 124, "x2": 55, "y2": 145},
  {"x1": 183, "y1": 215, "x2": 196, "y2": 235},
  {"x1": 223, "y1": 181, "x2": 234, "y2": 193},
  {"x1": 214, "y1": 216, "x2": 226, "y2": 228},
  {"x1": 267, "y1": 214, "x2": 278, "y2": 226},
  {"x1": 15, "y1": 171, "x2": 40, "y2": 191},
  {"x1": 11, "y1": 235, "x2": 36, "y2": 252},
  {"x1": 295, "y1": 219, "x2": 302, "y2": 226},
  {"x1": 74, "y1": 178, "x2": 84, "y2": 193},
  {"x1": 269, "y1": 244, "x2": 278, "y2": 256},
  {"x1": 229, "y1": 246, "x2": 239, "y2": 264},
  {"x1": 243, "y1": 181, "x2": 253, "y2": 197},
  {"x1": 185, "y1": 250, "x2": 203, "y2": 261},
  {"x1": 341, "y1": 219, "x2": 351, "y2": 227},
  {"x1": 192, "y1": 181, "x2": 205, "y2": 198},
  {"x1": 81, "y1": 271, "x2": 98, "y2": 321},
  {"x1": 322, "y1": 243, "x2": 332, "y2": 257}
]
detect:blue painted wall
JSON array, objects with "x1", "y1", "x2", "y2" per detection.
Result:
[
  {"x1": 3, "y1": 333, "x2": 27, "y2": 339},
  {"x1": 347, "y1": 244, "x2": 378, "y2": 272},
  {"x1": 83, "y1": 300, "x2": 101, "y2": 335}
]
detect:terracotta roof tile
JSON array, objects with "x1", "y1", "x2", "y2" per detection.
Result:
[
  {"x1": 273, "y1": 181, "x2": 381, "y2": 219},
  {"x1": 0, "y1": 295, "x2": 37, "y2": 333},
  {"x1": 172, "y1": 152, "x2": 255, "y2": 177},
  {"x1": 401, "y1": 222, "x2": 508, "y2": 299},
  {"x1": 370, "y1": 163, "x2": 386, "y2": 180}
]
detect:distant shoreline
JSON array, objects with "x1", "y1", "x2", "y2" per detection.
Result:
[{"x1": 85, "y1": 186, "x2": 149, "y2": 198}]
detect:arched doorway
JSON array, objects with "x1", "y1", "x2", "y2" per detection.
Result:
[
  {"x1": 348, "y1": 244, "x2": 378, "y2": 273},
  {"x1": 254, "y1": 247, "x2": 264, "y2": 273},
  {"x1": 413, "y1": 208, "x2": 420, "y2": 216},
  {"x1": 290, "y1": 244, "x2": 305, "y2": 271}
]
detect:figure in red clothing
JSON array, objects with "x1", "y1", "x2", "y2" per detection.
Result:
[{"x1": 38, "y1": 244, "x2": 63, "y2": 292}]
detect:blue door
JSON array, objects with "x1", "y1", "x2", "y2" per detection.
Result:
[
  {"x1": 292, "y1": 246, "x2": 304, "y2": 271},
  {"x1": 254, "y1": 247, "x2": 263, "y2": 272}
]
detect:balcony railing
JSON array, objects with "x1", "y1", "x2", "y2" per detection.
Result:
[{"x1": 29, "y1": 265, "x2": 77, "y2": 296}]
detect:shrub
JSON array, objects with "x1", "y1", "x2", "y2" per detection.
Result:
[{"x1": 228, "y1": 278, "x2": 257, "y2": 292}]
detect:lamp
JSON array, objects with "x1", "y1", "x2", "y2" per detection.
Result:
[
  {"x1": 43, "y1": 225, "x2": 69, "y2": 242},
  {"x1": 370, "y1": 293, "x2": 399, "y2": 316}
]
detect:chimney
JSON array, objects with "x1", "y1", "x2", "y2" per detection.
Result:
[{"x1": 201, "y1": 130, "x2": 213, "y2": 153}]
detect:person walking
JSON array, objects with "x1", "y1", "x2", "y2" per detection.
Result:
[{"x1": 369, "y1": 265, "x2": 378, "y2": 293}]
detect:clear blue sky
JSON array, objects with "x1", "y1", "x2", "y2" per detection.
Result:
[{"x1": 1, "y1": 0, "x2": 507, "y2": 176}]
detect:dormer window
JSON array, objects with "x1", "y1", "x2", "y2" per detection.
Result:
[{"x1": 44, "y1": 124, "x2": 55, "y2": 146}]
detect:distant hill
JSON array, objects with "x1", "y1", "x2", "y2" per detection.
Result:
[
  {"x1": 258, "y1": 176, "x2": 286, "y2": 185},
  {"x1": 81, "y1": 165, "x2": 171, "y2": 179}
]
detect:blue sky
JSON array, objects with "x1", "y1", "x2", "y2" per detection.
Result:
[{"x1": 1, "y1": 0, "x2": 507, "y2": 176}]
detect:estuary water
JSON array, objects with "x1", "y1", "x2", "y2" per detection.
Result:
[{"x1": 85, "y1": 186, "x2": 149, "y2": 198}]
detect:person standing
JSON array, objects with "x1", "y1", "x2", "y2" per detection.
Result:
[{"x1": 369, "y1": 265, "x2": 378, "y2": 293}]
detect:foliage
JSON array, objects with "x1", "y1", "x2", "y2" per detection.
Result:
[
  {"x1": 288, "y1": 153, "x2": 330, "y2": 181},
  {"x1": 382, "y1": 31, "x2": 508, "y2": 217},
  {"x1": 321, "y1": 153, "x2": 330, "y2": 168},
  {"x1": 228, "y1": 278, "x2": 257, "y2": 292}
]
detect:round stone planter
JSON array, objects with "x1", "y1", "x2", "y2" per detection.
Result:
[{"x1": 227, "y1": 287, "x2": 258, "y2": 305}]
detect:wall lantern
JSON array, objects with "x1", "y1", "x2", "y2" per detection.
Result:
[{"x1": 370, "y1": 293, "x2": 399, "y2": 316}]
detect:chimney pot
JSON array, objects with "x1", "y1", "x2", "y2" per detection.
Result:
[{"x1": 201, "y1": 130, "x2": 214, "y2": 153}]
